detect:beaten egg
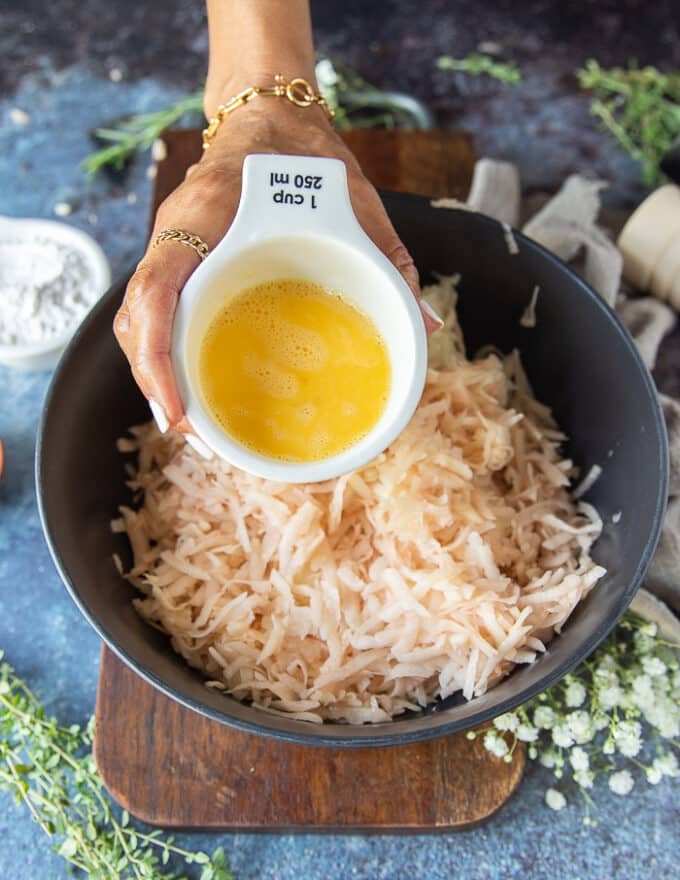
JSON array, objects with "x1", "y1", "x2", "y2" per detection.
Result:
[{"x1": 198, "y1": 279, "x2": 391, "y2": 462}]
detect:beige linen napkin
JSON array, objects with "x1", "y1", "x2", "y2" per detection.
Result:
[{"x1": 454, "y1": 162, "x2": 680, "y2": 636}]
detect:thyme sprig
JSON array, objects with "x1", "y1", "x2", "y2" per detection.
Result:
[
  {"x1": 436, "y1": 52, "x2": 522, "y2": 84},
  {"x1": 0, "y1": 653, "x2": 232, "y2": 880},
  {"x1": 577, "y1": 60, "x2": 680, "y2": 185},
  {"x1": 1, "y1": 605, "x2": 678, "y2": 875}
]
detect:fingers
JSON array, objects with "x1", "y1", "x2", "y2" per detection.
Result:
[
  {"x1": 114, "y1": 163, "x2": 242, "y2": 428},
  {"x1": 347, "y1": 176, "x2": 444, "y2": 334},
  {"x1": 115, "y1": 258, "x2": 187, "y2": 424}
]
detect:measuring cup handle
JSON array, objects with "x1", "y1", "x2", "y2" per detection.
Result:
[{"x1": 228, "y1": 154, "x2": 365, "y2": 244}]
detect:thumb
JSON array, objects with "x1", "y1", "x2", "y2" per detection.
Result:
[{"x1": 348, "y1": 177, "x2": 444, "y2": 334}]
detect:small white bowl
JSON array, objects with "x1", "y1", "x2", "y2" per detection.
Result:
[
  {"x1": 172, "y1": 154, "x2": 428, "y2": 483},
  {"x1": 0, "y1": 217, "x2": 111, "y2": 370}
]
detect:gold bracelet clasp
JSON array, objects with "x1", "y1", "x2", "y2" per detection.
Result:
[{"x1": 202, "y1": 74, "x2": 334, "y2": 151}]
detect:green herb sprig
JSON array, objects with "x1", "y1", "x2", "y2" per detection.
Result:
[
  {"x1": 1, "y1": 607, "x2": 678, "y2": 869},
  {"x1": 314, "y1": 58, "x2": 433, "y2": 130},
  {"x1": 82, "y1": 59, "x2": 433, "y2": 177},
  {"x1": 0, "y1": 653, "x2": 232, "y2": 880},
  {"x1": 82, "y1": 92, "x2": 205, "y2": 177},
  {"x1": 436, "y1": 52, "x2": 522, "y2": 85},
  {"x1": 577, "y1": 60, "x2": 680, "y2": 185}
]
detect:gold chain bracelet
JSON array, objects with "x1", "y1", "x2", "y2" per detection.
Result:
[{"x1": 202, "y1": 74, "x2": 335, "y2": 151}]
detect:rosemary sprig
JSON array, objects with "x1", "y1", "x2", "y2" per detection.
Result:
[
  {"x1": 315, "y1": 58, "x2": 433, "y2": 130},
  {"x1": 436, "y1": 52, "x2": 522, "y2": 85},
  {"x1": 0, "y1": 653, "x2": 232, "y2": 880},
  {"x1": 82, "y1": 59, "x2": 432, "y2": 177},
  {"x1": 577, "y1": 60, "x2": 680, "y2": 185},
  {"x1": 82, "y1": 92, "x2": 205, "y2": 177}
]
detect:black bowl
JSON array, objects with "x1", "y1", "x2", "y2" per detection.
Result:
[{"x1": 37, "y1": 193, "x2": 668, "y2": 747}]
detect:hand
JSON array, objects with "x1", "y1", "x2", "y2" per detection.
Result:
[{"x1": 113, "y1": 101, "x2": 442, "y2": 431}]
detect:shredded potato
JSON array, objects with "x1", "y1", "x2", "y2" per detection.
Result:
[{"x1": 114, "y1": 276, "x2": 605, "y2": 724}]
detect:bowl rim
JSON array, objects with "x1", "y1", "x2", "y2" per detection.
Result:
[{"x1": 36, "y1": 194, "x2": 670, "y2": 747}]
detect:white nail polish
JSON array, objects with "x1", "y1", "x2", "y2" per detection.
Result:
[
  {"x1": 419, "y1": 299, "x2": 445, "y2": 328},
  {"x1": 149, "y1": 398, "x2": 169, "y2": 434},
  {"x1": 186, "y1": 433, "x2": 214, "y2": 460}
]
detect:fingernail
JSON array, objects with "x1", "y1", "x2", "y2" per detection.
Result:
[
  {"x1": 149, "y1": 398, "x2": 169, "y2": 434},
  {"x1": 419, "y1": 299, "x2": 445, "y2": 328},
  {"x1": 116, "y1": 313, "x2": 130, "y2": 333},
  {"x1": 186, "y1": 433, "x2": 214, "y2": 460}
]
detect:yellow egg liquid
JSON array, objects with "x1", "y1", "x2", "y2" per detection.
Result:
[{"x1": 198, "y1": 279, "x2": 391, "y2": 462}]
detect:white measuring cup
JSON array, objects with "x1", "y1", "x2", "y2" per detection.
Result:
[{"x1": 171, "y1": 153, "x2": 427, "y2": 483}]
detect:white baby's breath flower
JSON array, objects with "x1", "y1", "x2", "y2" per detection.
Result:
[
  {"x1": 574, "y1": 769, "x2": 594, "y2": 790},
  {"x1": 633, "y1": 629, "x2": 656, "y2": 654},
  {"x1": 654, "y1": 752, "x2": 679, "y2": 778},
  {"x1": 565, "y1": 681, "x2": 587, "y2": 707},
  {"x1": 594, "y1": 655, "x2": 617, "y2": 678},
  {"x1": 646, "y1": 765, "x2": 663, "y2": 785},
  {"x1": 608, "y1": 769, "x2": 634, "y2": 796},
  {"x1": 483, "y1": 729, "x2": 509, "y2": 758},
  {"x1": 598, "y1": 685, "x2": 624, "y2": 710},
  {"x1": 567, "y1": 710, "x2": 594, "y2": 744},
  {"x1": 592, "y1": 713, "x2": 610, "y2": 732},
  {"x1": 472, "y1": 613, "x2": 677, "y2": 813},
  {"x1": 516, "y1": 723, "x2": 539, "y2": 743},
  {"x1": 493, "y1": 712, "x2": 519, "y2": 732},
  {"x1": 631, "y1": 673, "x2": 654, "y2": 703},
  {"x1": 613, "y1": 720, "x2": 642, "y2": 758},
  {"x1": 552, "y1": 723, "x2": 574, "y2": 749},
  {"x1": 539, "y1": 750, "x2": 557, "y2": 769},
  {"x1": 569, "y1": 746, "x2": 590, "y2": 772},
  {"x1": 641, "y1": 656, "x2": 667, "y2": 678},
  {"x1": 533, "y1": 706, "x2": 558, "y2": 729},
  {"x1": 545, "y1": 788, "x2": 566, "y2": 810},
  {"x1": 646, "y1": 699, "x2": 680, "y2": 739},
  {"x1": 654, "y1": 675, "x2": 680, "y2": 703},
  {"x1": 655, "y1": 676, "x2": 671, "y2": 695},
  {"x1": 615, "y1": 732, "x2": 642, "y2": 759}
]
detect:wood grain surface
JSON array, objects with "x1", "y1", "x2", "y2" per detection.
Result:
[
  {"x1": 94, "y1": 651, "x2": 525, "y2": 830},
  {"x1": 94, "y1": 127, "x2": 527, "y2": 831},
  {"x1": 148, "y1": 128, "x2": 475, "y2": 216}
]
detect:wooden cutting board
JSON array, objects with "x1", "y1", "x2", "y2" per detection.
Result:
[{"x1": 94, "y1": 127, "x2": 527, "y2": 830}]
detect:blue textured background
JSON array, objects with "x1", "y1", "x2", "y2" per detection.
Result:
[{"x1": 1, "y1": 2, "x2": 679, "y2": 877}]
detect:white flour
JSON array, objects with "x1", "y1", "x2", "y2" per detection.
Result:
[{"x1": 0, "y1": 236, "x2": 97, "y2": 346}]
